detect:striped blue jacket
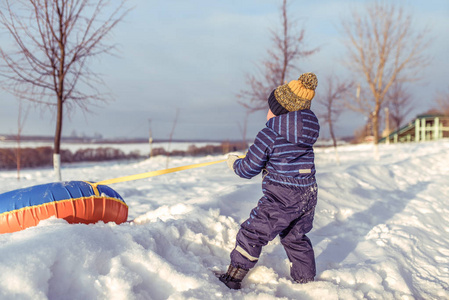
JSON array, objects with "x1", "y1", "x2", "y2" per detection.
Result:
[{"x1": 234, "y1": 109, "x2": 320, "y2": 188}]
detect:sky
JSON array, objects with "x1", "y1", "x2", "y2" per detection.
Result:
[{"x1": 0, "y1": 0, "x2": 448, "y2": 141}]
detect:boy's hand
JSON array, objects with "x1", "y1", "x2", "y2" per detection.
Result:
[{"x1": 227, "y1": 154, "x2": 239, "y2": 170}]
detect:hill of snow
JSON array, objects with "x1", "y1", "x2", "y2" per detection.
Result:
[{"x1": 0, "y1": 140, "x2": 448, "y2": 299}]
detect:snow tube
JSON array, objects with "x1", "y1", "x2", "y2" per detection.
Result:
[{"x1": 0, "y1": 181, "x2": 128, "y2": 234}]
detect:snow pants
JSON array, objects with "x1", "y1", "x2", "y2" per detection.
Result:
[{"x1": 230, "y1": 175, "x2": 318, "y2": 281}]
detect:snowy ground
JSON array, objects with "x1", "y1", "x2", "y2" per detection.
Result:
[{"x1": 0, "y1": 140, "x2": 448, "y2": 300}]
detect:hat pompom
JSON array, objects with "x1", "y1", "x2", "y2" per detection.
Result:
[{"x1": 298, "y1": 73, "x2": 318, "y2": 90}]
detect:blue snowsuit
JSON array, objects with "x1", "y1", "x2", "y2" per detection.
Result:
[{"x1": 230, "y1": 109, "x2": 319, "y2": 281}]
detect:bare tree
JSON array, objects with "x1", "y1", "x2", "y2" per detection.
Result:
[
  {"x1": 386, "y1": 82, "x2": 414, "y2": 131},
  {"x1": 15, "y1": 100, "x2": 30, "y2": 180},
  {"x1": 3, "y1": 100, "x2": 32, "y2": 180},
  {"x1": 436, "y1": 88, "x2": 449, "y2": 115},
  {"x1": 238, "y1": 0, "x2": 319, "y2": 112},
  {"x1": 1, "y1": 100, "x2": 30, "y2": 180},
  {"x1": 317, "y1": 75, "x2": 353, "y2": 147},
  {"x1": 341, "y1": 1, "x2": 431, "y2": 145},
  {"x1": 148, "y1": 118, "x2": 154, "y2": 159},
  {"x1": 315, "y1": 75, "x2": 353, "y2": 163},
  {"x1": 166, "y1": 108, "x2": 179, "y2": 169},
  {"x1": 0, "y1": 0, "x2": 128, "y2": 180}
]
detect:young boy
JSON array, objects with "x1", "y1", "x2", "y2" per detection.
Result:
[{"x1": 219, "y1": 73, "x2": 320, "y2": 289}]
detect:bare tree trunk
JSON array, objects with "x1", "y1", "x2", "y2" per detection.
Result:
[
  {"x1": 238, "y1": 111, "x2": 249, "y2": 150},
  {"x1": 166, "y1": 109, "x2": 179, "y2": 169},
  {"x1": 16, "y1": 118, "x2": 21, "y2": 181},
  {"x1": 372, "y1": 104, "x2": 380, "y2": 144},
  {"x1": 328, "y1": 118, "x2": 340, "y2": 164},
  {"x1": 280, "y1": 0, "x2": 288, "y2": 85},
  {"x1": 384, "y1": 107, "x2": 390, "y2": 144},
  {"x1": 372, "y1": 106, "x2": 380, "y2": 160},
  {"x1": 16, "y1": 139, "x2": 21, "y2": 181},
  {"x1": 54, "y1": 94, "x2": 63, "y2": 181},
  {"x1": 148, "y1": 119, "x2": 153, "y2": 159},
  {"x1": 328, "y1": 115, "x2": 337, "y2": 149},
  {"x1": 15, "y1": 100, "x2": 30, "y2": 180}
]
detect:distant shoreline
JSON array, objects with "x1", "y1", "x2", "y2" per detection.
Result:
[
  {"x1": 0, "y1": 134, "x2": 354, "y2": 145},
  {"x1": 0, "y1": 134, "x2": 234, "y2": 144}
]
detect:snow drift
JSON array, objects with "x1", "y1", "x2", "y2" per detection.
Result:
[{"x1": 0, "y1": 140, "x2": 448, "y2": 299}]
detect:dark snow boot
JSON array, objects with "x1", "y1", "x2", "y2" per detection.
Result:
[
  {"x1": 218, "y1": 265, "x2": 249, "y2": 290},
  {"x1": 295, "y1": 277, "x2": 314, "y2": 284}
]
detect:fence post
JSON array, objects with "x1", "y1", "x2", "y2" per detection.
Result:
[
  {"x1": 434, "y1": 117, "x2": 440, "y2": 140},
  {"x1": 415, "y1": 119, "x2": 420, "y2": 142},
  {"x1": 421, "y1": 118, "x2": 426, "y2": 141}
]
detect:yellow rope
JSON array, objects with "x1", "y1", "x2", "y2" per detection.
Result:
[{"x1": 95, "y1": 158, "x2": 228, "y2": 186}]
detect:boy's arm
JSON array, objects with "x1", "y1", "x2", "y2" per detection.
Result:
[{"x1": 232, "y1": 128, "x2": 274, "y2": 179}]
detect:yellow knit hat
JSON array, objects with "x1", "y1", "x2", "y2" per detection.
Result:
[{"x1": 272, "y1": 73, "x2": 318, "y2": 112}]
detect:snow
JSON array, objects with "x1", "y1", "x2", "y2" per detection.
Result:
[{"x1": 0, "y1": 140, "x2": 448, "y2": 299}]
